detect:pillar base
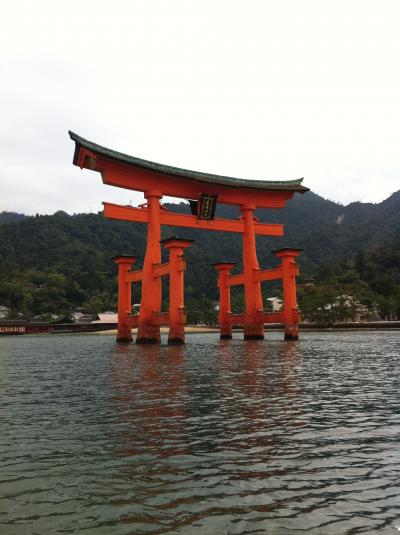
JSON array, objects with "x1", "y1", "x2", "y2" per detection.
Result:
[
  {"x1": 136, "y1": 336, "x2": 160, "y2": 344},
  {"x1": 168, "y1": 326, "x2": 185, "y2": 345},
  {"x1": 243, "y1": 323, "x2": 264, "y2": 340},
  {"x1": 244, "y1": 333, "x2": 265, "y2": 340},
  {"x1": 284, "y1": 324, "x2": 299, "y2": 340},
  {"x1": 116, "y1": 336, "x2": 133, "y2": 343},
  {"x1": 168, "y1": 337, "x2": 185, "y2": 345},
  {"x1": 220, "y1": 324, "x2": 232, "y2": 339},
  {"x1": 136, "y1": 324, "x2": 161, "y2": 344},
  {"x1": 116, "y1": 323, "x2": 133, "y2": 343},
  {"x1": 284, "y1": 333, "x2": 299, "y2": 340}
]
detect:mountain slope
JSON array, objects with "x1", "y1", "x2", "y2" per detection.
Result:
[{"x1": 0, "y1": 190, "x2": 399, "y2": 315}]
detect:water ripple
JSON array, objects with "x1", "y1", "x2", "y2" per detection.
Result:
[{"x1": 0, "y1": 331, "x2": 399, "y2": 534}]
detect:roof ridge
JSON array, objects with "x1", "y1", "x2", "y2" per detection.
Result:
[{"x1": 69, "y1": 131, "x2": 308, "y2": 192}]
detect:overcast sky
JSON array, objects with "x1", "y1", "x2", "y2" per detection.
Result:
[{"x1": 1, "y1": 0, "x2": 399, "y2": 215}]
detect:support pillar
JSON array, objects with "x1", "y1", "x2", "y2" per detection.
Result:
[
  {"x1": 274, "y1": 248, "x2": 302, "y2": 340},
  {"x1": 213, "y1": 262, "x2": 236, "y2": 339},
  {"x1": 240, "y1": 205, "x2": 264, "y2": 340},
  {"x1": 137, "y1": 192, "x2": 162, "y2": 344},
  {"x1": 113, "y1": 255, "x2": 137, "y2": 343},
  {"x1": 161, "y1": 237, "x2": 193, "y2": 345}
]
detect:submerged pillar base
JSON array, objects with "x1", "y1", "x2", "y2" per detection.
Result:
[
  {"x1": 116, "y1": 336, "x2": 133, "y2": 343},
  {"x1": 220, "y1": 333, "x2": 232, "y2": 340},
  {"x1": 220, "y1": 324, "x2": 232, "y2": 339},
  {"x1": 168, "y1": 326, "x2": 185, "y2": 345},
  {"x1": 168, "y1": 337, "x2": 184, "y2": 345},
  {"x1": 243, "y1": 322, "x2": 264, "y2": 340},
  {"x1": 136, "y1": 324, "x2": 161, "y2": 344},
  {"x1": 244, "y1": 333, "x2": 265, "y2": 340},
  {"x1": 136, "y1": 337, "x2": 160, "y2": 344},
  {"x1": 284, "y1": 324, "x2": 299, "y2": 340},
  {"x1": 116, "y1": 323, "x2": 133, "y2": 343}
]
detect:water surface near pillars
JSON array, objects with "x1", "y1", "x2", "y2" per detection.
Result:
[{"x1": 0, "y1": 332, "x2": 399, "y2": 535}]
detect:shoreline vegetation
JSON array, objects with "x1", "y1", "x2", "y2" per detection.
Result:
[{"x1": 1, "y1": 201, "x2": 400, "y2": 325}]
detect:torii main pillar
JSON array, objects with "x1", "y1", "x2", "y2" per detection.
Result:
[
  {"x1": 241, "y1": 204, "x2": 264, "y2": 340},
  {"x1": 136, "y1": 191, "x2": 162, "y2": 344}
]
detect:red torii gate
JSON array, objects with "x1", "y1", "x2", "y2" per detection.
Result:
[{"x1": 69, "y1": 131, "x2": 309, "y2": 344}]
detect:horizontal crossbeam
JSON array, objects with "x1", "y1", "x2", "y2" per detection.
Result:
[
  {"x1": 153, "y1": 263, "x2": 170, "y2": 278},
  {"x1": 151, "y1": 312, "x2": 170, "y2": 326},
  {"x1": 228, "y1": 312, "x2": 285, "y2": 324},
  {"x1": 227, "y1": 274, "x2": 244, "y2": 286},
  {"x1": 225, "y1": 265, "x2": 298, "y2": 286},
  {"x1": 126, "y1": 270, "x2": 143, "y2": 282},
  {"x1": 256, "y1": 267, "x2": 282, "y2": 282},
  {"x1": 126, "y1": 259, "x2": 185, "y2": 282},
  {"x1": 127, "y1": 315, "x2": 139, "y2": 327},
  {"x1": 103, "y1": 202, "x2": 284, "y2": 236},
  {"x1": 227, "y1": 310, "x2": 300, "y2": 325}
]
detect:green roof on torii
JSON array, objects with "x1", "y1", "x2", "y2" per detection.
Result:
[{"x1": 69, "y1": 131, "x2": 309, "y2": 194}]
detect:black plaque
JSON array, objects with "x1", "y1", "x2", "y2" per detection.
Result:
[{"x1": 198, "y1": 194, "x2": 217, "y2": 220}]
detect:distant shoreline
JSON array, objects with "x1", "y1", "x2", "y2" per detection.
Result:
[
  {"x1": 1, "y1": 321, "x2": 400, "y2": 336},
  {"x1": 91, "y1": 322, "x2": 400, "y2": 335}
]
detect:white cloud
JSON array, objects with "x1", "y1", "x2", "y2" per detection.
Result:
[{"x1": 1, "y1": 0, "x2": 399, "y2": 214}]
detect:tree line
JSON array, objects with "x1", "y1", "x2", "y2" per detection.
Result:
[{"x1": 0, "y1": 202, "x2": 399, "y2": 323}]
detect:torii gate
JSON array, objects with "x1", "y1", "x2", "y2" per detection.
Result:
[{"x1": 69, "y1": 131, "x2": 309, "y2": 344}]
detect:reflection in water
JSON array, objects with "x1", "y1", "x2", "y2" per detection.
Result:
[
  {"x1": 113, "y1": 343, "x2": 188, "y2": 459},
  {"x1": 0, "y1": 331, "x2": 400, "y2": 534}
]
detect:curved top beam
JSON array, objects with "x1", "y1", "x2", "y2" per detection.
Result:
[{"x1": 69, "y1": 131, "x2": 309, "y2": 194}]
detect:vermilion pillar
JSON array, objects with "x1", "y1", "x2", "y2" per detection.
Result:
[
  {"x1": 213, "y1": 262, "x2": 236, "y2": 339},
  {"x1": 137, "y1": 191, "x2": 162, "y2": 344},
  {"x1": 240, "y1": 204, "x2": 264, "y2": 340},
  {"x1": 274, "y1": 248, "x2": 302, "y2": 340},
  {"x1": 161, "y1": 237, "x2": 193, "y2": 345},
  {"x1": 113, "y1": 255, "x2": 137, "y2": 342}
]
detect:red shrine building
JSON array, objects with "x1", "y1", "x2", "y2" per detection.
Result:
[{"x1": 69, "y1": 131, "x2": 309, "y2": 344}]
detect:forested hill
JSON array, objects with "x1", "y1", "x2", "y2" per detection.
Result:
[
  {"x1": 0, "y1": 212, "x2": 28, "y2": 224},
  {"x1": 0, "y1": 190, "x2": 399, "y2": 317}
]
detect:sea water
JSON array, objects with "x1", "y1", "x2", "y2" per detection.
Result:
[{"x1": 0, "y1": 331, "x2": 399, "y2": 534}]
